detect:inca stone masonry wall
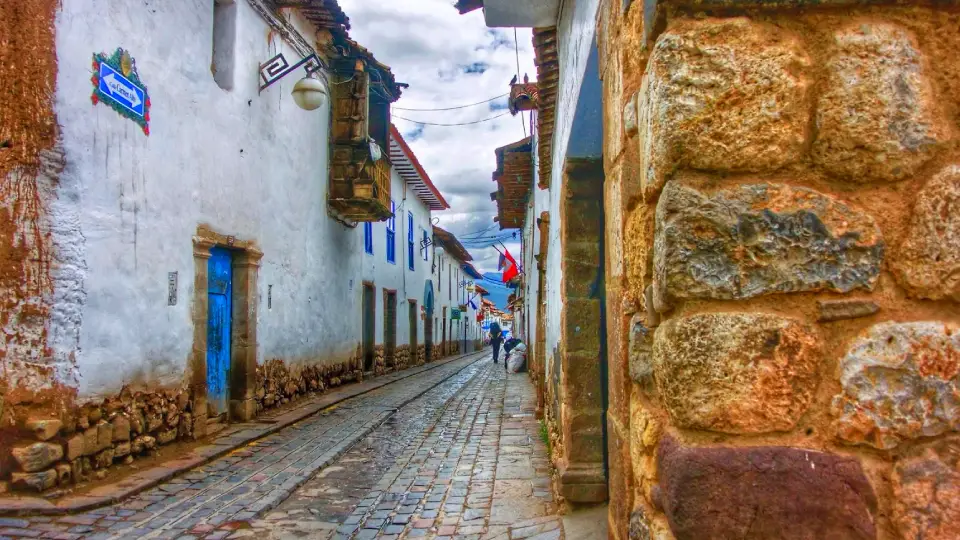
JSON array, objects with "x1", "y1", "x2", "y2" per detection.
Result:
[{"x1": 599, "y1": 1, "x2": 960, "y2": 538}]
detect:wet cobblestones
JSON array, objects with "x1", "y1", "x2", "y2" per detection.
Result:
[{"x1": 6, "y1": 353, "x2": 562, "y2": 539}]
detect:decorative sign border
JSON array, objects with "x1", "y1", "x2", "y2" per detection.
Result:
[{"x1": 91, "y1": 48, "x2": 151, "y2": 136}]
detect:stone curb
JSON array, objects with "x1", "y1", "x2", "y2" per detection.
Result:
[{"x1": 0, "y1": 350, "x2": 489, "y2": 516}]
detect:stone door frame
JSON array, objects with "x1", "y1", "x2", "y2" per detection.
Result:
[{"x1": 191, "y1": 225, "x2": 262, "y2": 431}]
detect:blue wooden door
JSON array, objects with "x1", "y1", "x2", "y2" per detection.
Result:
[{"x1": 207, "y1": 247, "x2": 232, "y2": 416}]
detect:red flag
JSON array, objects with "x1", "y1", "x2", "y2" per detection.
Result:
[{"x1": 502, "y1": 248, "x2": 519, "y2": 282}]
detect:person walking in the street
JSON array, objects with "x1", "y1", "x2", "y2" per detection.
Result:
[{"x1": 489, "y1": 321, "x2": 504, "y2": 364}]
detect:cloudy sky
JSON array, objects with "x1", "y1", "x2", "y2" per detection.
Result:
[{"x1": 338, "y1": 0, "x2": 536, "y2": 273}]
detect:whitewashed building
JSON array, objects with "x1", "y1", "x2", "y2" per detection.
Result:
[
  {"x1": 0, "y1": 0, "x2": 459, "y2": 491},
  {"x1": 456, "y1": 0, "x2": 609, "y2": 504}
]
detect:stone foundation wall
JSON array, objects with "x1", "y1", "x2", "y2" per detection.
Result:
[
  {"x1": 3, "y1": 386, "x2": 199, "y2": 492},
  {"x1": 1, "y1": 338, "x2": 457, "y2": 494},
  {"x1": 600, "y1": 1, "x2": 960, "y2": 538}
]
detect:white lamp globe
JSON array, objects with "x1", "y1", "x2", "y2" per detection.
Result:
[{"x1": 291, "y1": 76, "x2": 327, "y2": 111}]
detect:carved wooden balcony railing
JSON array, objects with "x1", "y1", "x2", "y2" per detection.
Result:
[{"x1": 328, "y1": 150, "x2": 392, "y2": 222}]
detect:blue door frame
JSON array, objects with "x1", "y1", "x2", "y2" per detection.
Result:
[{"x1": 207, "y1": 247, "x2": 233, "y2": 416}]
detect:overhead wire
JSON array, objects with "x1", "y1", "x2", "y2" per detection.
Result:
[
  {"x1": 514, "y1": 28, "x2": 527, "y2": 138},
  {"x1": 393, "y1": 112, "x2": 510, "y2": 126},
  {"x1": 392, "y1": 93, "x2": 509, "y2": 112}
]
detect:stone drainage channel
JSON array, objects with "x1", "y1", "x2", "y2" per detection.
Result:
[{"x1": 3, "y1": 351, "x2": 563, "y2": 539}]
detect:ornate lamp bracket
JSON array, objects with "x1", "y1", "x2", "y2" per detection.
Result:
[{"x1": 258, "y1": 52, "x2": 324, "y2": 93}]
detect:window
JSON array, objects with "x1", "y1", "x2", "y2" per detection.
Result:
[
  {"x1": 407, "y1": 212, "x2": 415, "y2": 271},
  {"x1": 364, "y1": 222, "x2": 373, "y2": 254},
  {"x1": 386, "y1": 201, "x2": 396, "y2": 264},
  {"x1": 211, "y1": 0, "x2": 237, "y2": 91},
  {"x1": 422, "y1": 230, "x2": 429, "y2": 261}
]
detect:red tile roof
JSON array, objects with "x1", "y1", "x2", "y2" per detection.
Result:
[
  {"x1": 491, "y1": 137, "x2": 533, "y2": 230},
  {"x1": 390, "y1": 125, "x2": 450, "y2": 211},
  {"x1": 433, "y1": 226, "x2": 473, "y2": 263},
  {"x1": 533, "y1": 27, "x2": 558, "y2": 190}
]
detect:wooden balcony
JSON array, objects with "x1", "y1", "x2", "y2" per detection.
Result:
[{"x1": 328, "y1": 145, "x2": 392, "y2": 222}]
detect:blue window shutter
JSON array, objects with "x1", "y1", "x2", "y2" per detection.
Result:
[
  {"x1": 386, "y1": 201, "x2": 396, "y2": 263},
  {"x1": 422, "y1": 230, "x2": 429, "y2": 261},
  {"x1": 364, "y1": 222, "x2": 373, "y2": 254},
  {"x1": 407, "y1": 212, "x2": 414, "y2": 270}
]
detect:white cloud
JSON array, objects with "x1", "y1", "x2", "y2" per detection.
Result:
[{"x1": 338, "y1": 0, "x2": 535, "y2": 273}]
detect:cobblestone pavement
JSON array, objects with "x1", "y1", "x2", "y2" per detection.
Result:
[
  {"x1": 244, "y1": 360, "x2": 560, "y2": 539},
  {"x1": 3, "y1": 354, "x2": 562, "y2": 539}
]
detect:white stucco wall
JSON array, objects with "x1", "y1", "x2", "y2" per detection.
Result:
[
  {"x1": 359, "y1": 168, "x2": 436, "y2": 349},
  {"x1": 544, "y1": 0, "x2": 600, "y2": 359},
  {"x1": 51, "y1": 1, "x2": 376, "y2": 399}
]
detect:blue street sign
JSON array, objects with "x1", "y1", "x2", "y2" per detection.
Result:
[{"x1": 98, "y1": 62, "x2": 145, "y2": 117}]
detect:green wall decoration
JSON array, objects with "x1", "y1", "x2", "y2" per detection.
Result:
[{"x1": 91, "y1": 48, "x2": 151, "y2": 136}]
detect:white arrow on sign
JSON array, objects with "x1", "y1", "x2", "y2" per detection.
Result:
[{"x1": 103, "y1": 72, "x2": 142, "y2": 108}]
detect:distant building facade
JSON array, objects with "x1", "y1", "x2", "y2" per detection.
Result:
[{"x1": 0, "y1": 0, "x2": 458, "y2": 492}]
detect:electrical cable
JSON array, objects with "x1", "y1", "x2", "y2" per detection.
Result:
[
  {"x1": 459, "y1": 223, "x2": 503, "y2": 238},
  {"x1": 392, "y1": 93, "x2": 509, "y2": 112},
  {"x1": 514, "y1": 28, "x2": 527, "y2": 138},
  {"x1": 393, "y1": 112, "x2": 511, "y2": 126}
]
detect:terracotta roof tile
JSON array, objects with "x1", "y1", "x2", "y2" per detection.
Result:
[
  {"x1": 533, "y1": 27, "x2": 558, "y2": 190},
  {"x1": 491, "y1": 138, "x2": 533, "y2": 230},
  {"x1": 390, "y1": 125, "x2": 450, "y2": 210},
  {"x1": 433, "y1": 226, "x2": 473, "y2": 262}
]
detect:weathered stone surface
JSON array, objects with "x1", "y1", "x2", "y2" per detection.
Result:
[
  {"x1": 640, "y1": 18, "x2": 811, "y2": 195},
  {"x1": 93, "y1": 448, "x2": 114, "y2": 469},
  {"x1": 655, "y1": 437, "x2": 877, "y2": 539},
  {"x1": 628, "y1": 315, "x2": 654, "y2": 383},
  {"x1": 96, "y1": 421, "x2": 112, "y2": 452},
  {"x1": 623, "y1": 92, "x2": 638, "y2": 136},
  {"x1": 70, "y1": 459, "x2": 83, "y2": 482},
  {"x1": 817, "y1": 299, "x2": 880, "y2": 322},
  {"x1": 10, "y1": 470, "x2": 57, "y2": 492},
  {"x1": 813, "y1": 23, "x2": 945, "y2": 183},
  {"x1": 653, "y1": 182, "x2": 883, "y2": 305},
  {"x1": 833, "y1": 321, "x2": 960, "y2": 449},
  {"x1": 82, "y1": 426, "x2": 98, "y2": 456},
  {"x1": 629, "y1": 507, "x2": 652, "y2": 540},
  {"x1": 653, "y1": 313, "x2": 820, "y2": 434},
  {"x1": 156, "y1": 428, "x2": 177, "y2": 445},
  {"x1": 893, "y1": 436, "x2": 960, "y2": 540},
  {"x1": 55, "y1": 463, "x2": 72, "y2": 486},
  {"x1": 111, "y1": 414, "x2": 131, "y2": 441},
  {"x1": 145, "y1": 412, "x2": 163, "y2": 432},
  {"x1": 24, "y1": 418, "x2": 62, "y2": 441},
  {"x1": 11, "y1": 442, "x2": 63, "y2": 472},
  {"x1": 131, "y1": 435, "x2": 156, "y2": 454},
  {"x1": 114, "y1": 441, "x2": 131, "y2": 458},
  {"x1": 894, "y1": 165, "x2": 960, "y2": 301},
  {"x1": 64, "y1": 433, "x2": 84, "y2": 460}
]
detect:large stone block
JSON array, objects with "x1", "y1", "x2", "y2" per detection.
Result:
[
  {"x1": 893, "y1": 436, "x2": 960, "y2": 540},
  {"x1": 11, "y1": 442, "x2": 63, "y2": 473},
  {"x1": 639, "y1": 18, "x2": 811, "y2": 196},
  {"x1": 653, "y1": 313, "x2": 820, "y2": 434},
  {"x1": 628, "y1": 316, "x2": 654, "y2": 383},
  {"x1": 653, "y1": 182, "x2": 883, "y2": 305},
  {"x1": 24, "y1": 418, "x2": 62, "y2": 441},
  {"x1": 813, "y1": 22, "x2": 945, "y2": 183},
  {"x1": 894, "y1": 165, "x2": 960, "y2": 301},
  {"x1": 833, "y1": 321, "x2": 960, "y2": 449},
  {"x1": 655, "y1": 437, "x2": 877, "y2": 540},
  {"x1": 10, "y1": 470, "x2": 57, "y2": 492}
]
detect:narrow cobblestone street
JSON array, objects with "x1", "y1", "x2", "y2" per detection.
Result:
[{"x1": 3, "y1": 352, "x2": 563, "y2": 539}]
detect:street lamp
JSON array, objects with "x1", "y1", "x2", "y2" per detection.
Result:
[
  {"x1": 258, "y1": 52, "x2": 328, "y2": 111},
  {"x1": 290, "y1": 76, "x2": 327, "y2": 111}
]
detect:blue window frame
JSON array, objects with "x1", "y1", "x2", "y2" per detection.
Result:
[
  {"x1": 422, "y1": 230, "x2": 429, "y2": 261},
  {"x1": 407, "y1": 212, "x2": 415, "y2": 271},
  {"x1": 363, "y1": 222, "x2": 373, "y2": 254},
  {"x1": 386, "y1": 201, "x2": 396, "y2": 264}
]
